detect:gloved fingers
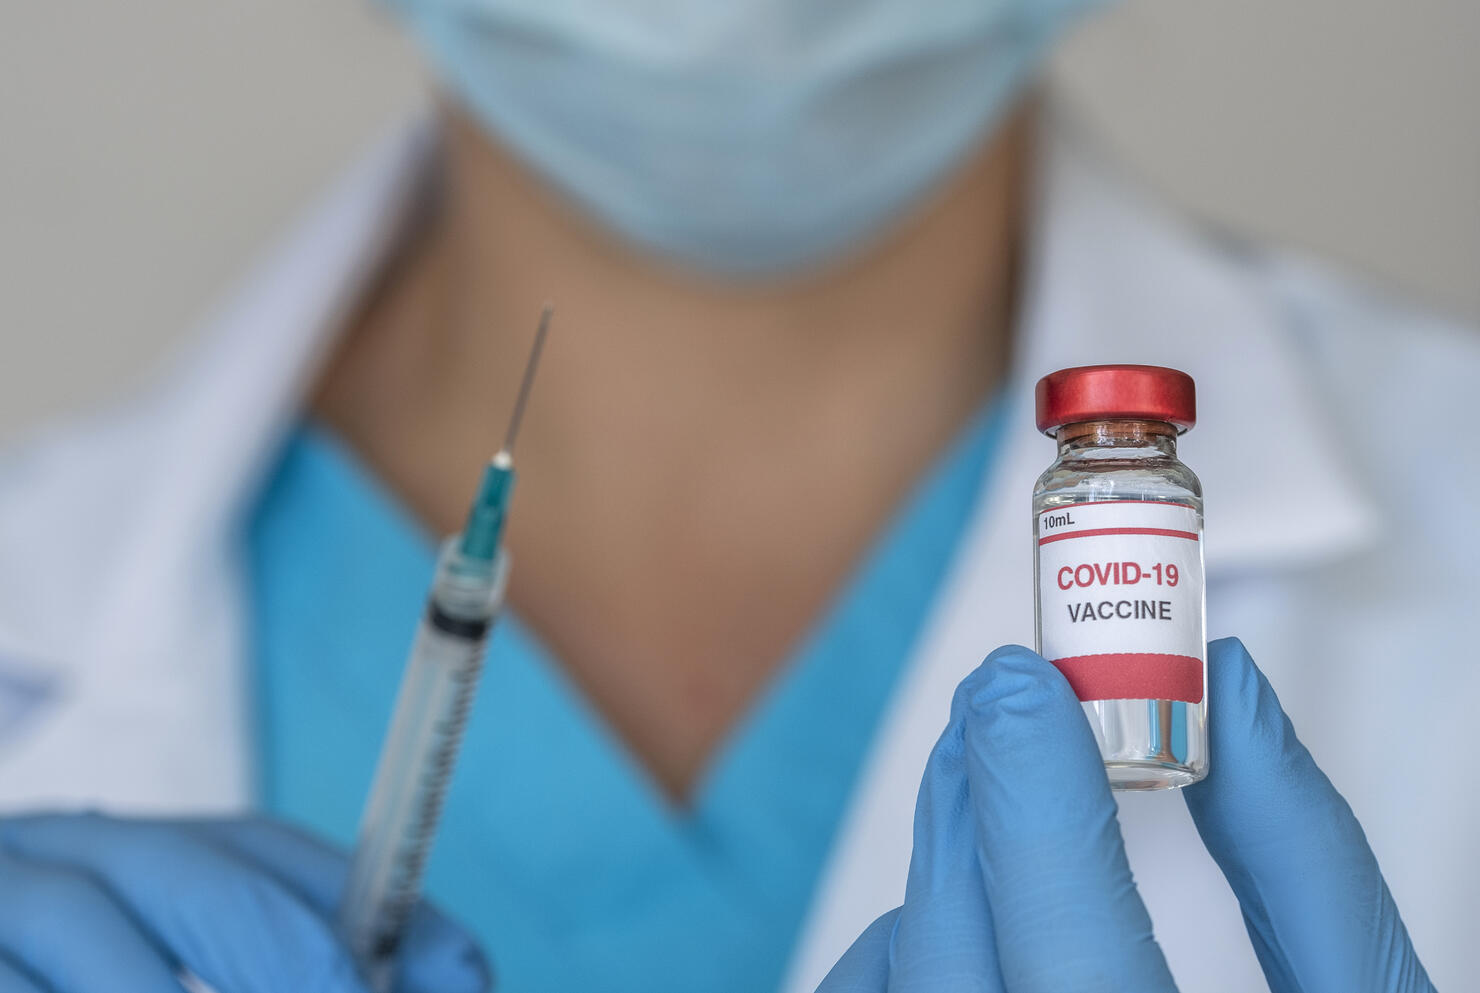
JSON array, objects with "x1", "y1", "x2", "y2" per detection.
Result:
[
  {"x1": 0, "y1": 814, "x2": 366, "y2": 993},
  {"x1": 1183, "y1": 638, "x2": 1435, "y2": 993},
  {"x1": 0, "y1": 848, "x2": 183, "y2": 993},
  {"x1": 814, "y1": 908, "x2": 898, "y2": 992},
  {"x1": 174, "y1": 817, "x2": 345, "y2": 910},
  {"x1": 0, "y1": 949, "x2": 49, "y2": 993},
  {"x1": 962, "y1": 646, "x2": 1179, "y2": 993},
  {"x1": 887, "y1": 680, "x2": 1005, "y2": 993},
  {"x1": 180, "y1": 818, "x2": 490, "y2": 993}
]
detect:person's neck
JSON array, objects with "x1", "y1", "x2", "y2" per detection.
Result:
[{"x1": 314, "y1": 101, "x2": 1031, "y2": 800}]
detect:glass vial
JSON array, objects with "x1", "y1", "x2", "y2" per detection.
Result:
[{"x1": 1032, "y1": 365, "x2": 1208, "y2": 790}]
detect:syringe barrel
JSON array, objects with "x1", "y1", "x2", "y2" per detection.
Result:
[{"x1": 338, "y1": 542, "x2": 508, "y2": 991}]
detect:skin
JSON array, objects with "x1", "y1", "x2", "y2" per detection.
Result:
[{"x1": 312, "y1": 99, "x2": 1031, "y2": 801}]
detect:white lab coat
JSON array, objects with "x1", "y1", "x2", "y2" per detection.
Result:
[{"x1": 0, "y1": 115, "x2": 1476, "y2": 993}]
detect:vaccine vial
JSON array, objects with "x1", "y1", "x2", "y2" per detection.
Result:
[{"x1": 1032, "y1": 365, "x2": 1208, "y2": 790}]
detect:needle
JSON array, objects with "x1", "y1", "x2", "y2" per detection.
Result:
[{"x1": 500, "y1": 302, "x2": 553, "y2": 459}]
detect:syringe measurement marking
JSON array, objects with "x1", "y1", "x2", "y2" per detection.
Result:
[{"x1": 369, "y1": 649, "x2": 486, "y2": 957}]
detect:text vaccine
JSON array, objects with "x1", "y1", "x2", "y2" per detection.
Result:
[{"x1": 1032, "y1": 365, "x2": 1208, "y2": 790}]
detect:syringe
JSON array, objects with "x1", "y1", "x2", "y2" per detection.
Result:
[{"x1": 337, "y1": 305, "x2": 552, "y2": 992}]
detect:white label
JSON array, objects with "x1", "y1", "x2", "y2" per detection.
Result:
[{"x1": 1036, "y1": 501, "x2": 1204, "y2": 702}]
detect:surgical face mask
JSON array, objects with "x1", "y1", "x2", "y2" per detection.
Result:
[{"x1": 385, "y1": 0, "x2": 1107, "y2": 276}]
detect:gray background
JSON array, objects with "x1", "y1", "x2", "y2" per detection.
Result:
[{"x1": 2, "y1": 0, "x2": 1476, "y2": 439}]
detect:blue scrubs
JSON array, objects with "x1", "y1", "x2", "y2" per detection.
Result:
[{"x1": 247, "y1": 400, "x2": 1004, "y2": 992}]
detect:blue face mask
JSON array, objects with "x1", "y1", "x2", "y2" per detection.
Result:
[{"x1": 386, "y1": 0, "x2": 1107, "y2": 276}]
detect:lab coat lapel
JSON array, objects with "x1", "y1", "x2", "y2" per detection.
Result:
[
  {"x1": 780, "y1": 117, "x2": 1378, "y2": 993},
  {"x1": 0, "y1": 120, "x2": 433, "y2": 812}
]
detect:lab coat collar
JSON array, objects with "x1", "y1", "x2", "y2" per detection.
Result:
[
  {"x1": 161, "y1": 117, "x2": 440, "y2": 540},
  {"x1": 0, "y1": 117, "x2": 436, "y2": 809},
  {"x1": 1011, "y1": 115, "x2": 1378, "y2": 572}
]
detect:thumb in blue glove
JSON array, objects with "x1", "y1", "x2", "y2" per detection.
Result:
[
  {"x1": 818, "y1": 638, "x2": 1434, "y2": 993},
  {"x1": 1183, "y1": 638, "x2": 1432, "y2": 993}
]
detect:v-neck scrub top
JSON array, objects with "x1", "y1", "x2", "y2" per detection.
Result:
[{"x1": 246, "y1": 399, "x2": 1005, "y2": 993}]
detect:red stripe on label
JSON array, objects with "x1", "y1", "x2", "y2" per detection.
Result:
[
  {"x1": 1038, "y1": 526, "x2": 1198, "y2": 545},
  {"x1": 1050, "y1": 652, "x2": 1204, "y2": 703}
]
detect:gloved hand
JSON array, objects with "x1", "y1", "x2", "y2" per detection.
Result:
[
  {"x1": 0, "y1": 814, "x2": 488, "y2": 993},
  {"x1": 819, "y1": 637, "x2": 1435, "y2": 993}
]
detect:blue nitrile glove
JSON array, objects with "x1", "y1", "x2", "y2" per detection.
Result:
[
  {"x1": 819, "y1": 637, "x2": 1435, "y2": 993},
  {"x1": 0, "y1": 815, "x2": 488, "y2": 993}
]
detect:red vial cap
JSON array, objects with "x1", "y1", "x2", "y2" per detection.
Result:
[{"x1": 1035, "y1": 364, "x2": 1196, "y2": 434}]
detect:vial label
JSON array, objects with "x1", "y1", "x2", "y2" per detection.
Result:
[{"x1": 1037, "y1": 501, "x2": 1204, "y2": 703}]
